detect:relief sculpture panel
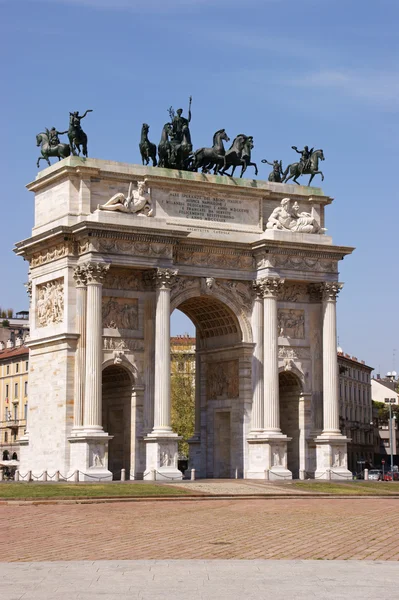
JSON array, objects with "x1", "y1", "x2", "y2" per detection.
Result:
[
  {"x1": 278, "y1": 309, "x2": 305, "y2": 339},
  {"x1": 102, "y1": 297, "x2": 139, "y2": 330},
  {"x1": 207, "y1": 360, "x2": 239, "y2": 400},
  {"x1": 36, "y1": 278, "x2": 64, "y2": 327}
]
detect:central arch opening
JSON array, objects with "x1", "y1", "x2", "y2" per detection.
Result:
[
  {"x1": 102, "y1": 364, "x2": 133, "y2": 480},
  {"x1": 171, "y1": 293, "x2": 244, "y2": 478}
]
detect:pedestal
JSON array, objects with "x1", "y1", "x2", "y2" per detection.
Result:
[
  {"x1": 144, "y1": 434, "x2": 183, "y2": 481},
  {"x1": 247, "y1": 435, "x2": 292, "y2": 480},
  {"x1": 68, "y1": 432, "x2": 113, "y2": 481},
  {"x1": 314, "y1": 434, "x2": 352, "y2": 480}
]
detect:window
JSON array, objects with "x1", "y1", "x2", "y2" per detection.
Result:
[
  {"x1": 13, "y1": 404, "x2": 18, "y2": 421},
  {"x1": 24, "y1": 404, "x2": 28, "y2": 420},
  {"x1": 6, "y1": 365, "x2": 9, "y2": 375},
  {"x1": 4, "y1": 432, "x2": 7, "y2": 443},
  {"x1": 16, "y1": 363, "x2": 19, "y2": 373},
  {"x1": 5, "y1": 384, "x2": 9, "y2": 398},
  {"x1": 24, "y1": 381, "x2": 28, "y2": 396},
  {"x1": 25, "y1": 361, "x2": 28, "y2": 371},
  {"x1": 14, "y1": 383, "x2": 18, "y2": 398}
]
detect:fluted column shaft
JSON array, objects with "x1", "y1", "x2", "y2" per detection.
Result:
[
  {"x1": 322, "y1": 282, "x2": 342, "y2": 434},
  {"x1": 83, "y1": 263, "x2": 109, "y2": 430},
  {"x1": 194, "y1": 332, "x2": 201, "y2": 437},
  {"x1": 73, "y1": 266, "x2": 88, "y2": 428},
  {"x1": 251, "y1": 286, "x2": 264, "y2": 431},
  {"x1": 259, "y1": 278, "x2": 285, "y2": 433},
  {"x1": 153, "y1": 269, "x2": 178, "y2": 433}
]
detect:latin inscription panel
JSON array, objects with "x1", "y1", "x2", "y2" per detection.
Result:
[{"x1": 153, "y1": 189, "x2": 261, "y2": 228}]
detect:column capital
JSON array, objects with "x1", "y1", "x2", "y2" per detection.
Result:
[
  {"x1": 255, "y1": 277, "x2": 285, "y2": 298},
  {"x1": 73, "y1": 265, "x2": 88, "y2": 287},
  {"x1": 321, "y1": 281, "x2": 343, "y2": 301},
  {"x1": 154, "y1": 268, "x2": 178, "y2": 290},
  {"x1": 84, "y1": 263, "x2": 110, "y2": 285}
]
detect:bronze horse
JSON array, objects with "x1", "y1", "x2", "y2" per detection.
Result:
[{"x1": 139, "y1": 123, "x2": 157, "y2": 167}]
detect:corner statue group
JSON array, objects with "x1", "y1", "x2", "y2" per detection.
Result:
[{"x1": 36, "y1": 109, "x2": 93, "y2": 168}]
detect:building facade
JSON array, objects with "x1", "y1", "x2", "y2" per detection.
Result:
[
  {"x1": 0, "y1": 342, "x2": 29, "y2": 461},
  {"x1": 371, "y1": 378, "x2": 398, "y2": 466},
  {"x1": 337, "y1": 351, "x2": 373, "y2": 472}
]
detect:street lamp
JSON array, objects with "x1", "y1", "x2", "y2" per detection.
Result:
[{"x1": 384, "y1": 397, "x2": 396, "y2": 480}]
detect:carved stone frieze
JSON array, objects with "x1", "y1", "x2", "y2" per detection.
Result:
[
  {"x1": 273, "y1": 255, "x2": 337, "y2": 273},
  {"x1": 278, "y1": 346, "x2": 311, "y2": 360},
  {"x1": 278, "y1": 283, "x2": 308, "y2": 303},
  {"x1": 103, "y1": 270, "x2": 145, "y2": 291},
  {"x1": 102, "y1": 297, "x2": 139, "y2": 330},
  {"x1": 36, "y1": 278, "x2": 64, "y2": 327},
  {"x1": 94, "y1": 238, "x2": 173, "y2": 259},
  {"x1": 30, "y1": 242, "x2": 74, "y2": 268},
  {"x1": 176, "y1": 248, "x2": 254, "y2": 270},
  {"x1": 207, "y1": 359, "x2": 239, "y2": 400},
  {"x1": 278, "y1": 309, "x2": 305, "y2": 339},
  {"x1": 213, "y1": 280, "x2": 254, "y2": 312},
  {"x1": 103, "y1": 337, "x2": 144, "y2": 352}
]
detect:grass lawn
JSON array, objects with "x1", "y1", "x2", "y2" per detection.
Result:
[
  {"x1": 292, "y1": 481, "x2": 399, "y2": 495},
  {"x1": 0, "y1": 482, "x2": 193, "y2": 500}
]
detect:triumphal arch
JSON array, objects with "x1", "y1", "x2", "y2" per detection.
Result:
[{"x1": 16, "y1": 157, "x2": 354, "y2": 481}]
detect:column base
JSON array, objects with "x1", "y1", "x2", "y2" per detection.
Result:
[
  {"x1": 247, "y1": 434, "x2": 292, "y2": 480},
  {"x1": 144, "y1": 434, "x2": 183, "y2": 481},
  {"x1": 68, "y1": 431, "x2": 113, "y2": 481},
  {"x1": 314, "y1": 434, "x2": 352, "y2": 480}
]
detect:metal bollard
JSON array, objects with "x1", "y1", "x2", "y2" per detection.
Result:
[
  {"x1": 235, "y1": 467, "x2": 238, "y2": 479},
  {"x1": 27, "y1": 470, "x2": 32, "y2": 482},
  {"x1": 327, "y1": 469, "x2": 332, "y2": 481},
  {"x1": 151, "y1": 468, "x2": 156, "y2": 481},
  {"x1": 364, "y1": 468, "x2": 369, "y2": 481},
  {"x1": 74, "y1": 470, "x2": 79, "y2": 482},
  {"x1": 121, "y1": 469, "x2": 126, "y2": 481},
  {"x1": 264, "y1": 469, "x2": 269, "y2": 481},
  {"x1": 15, "y1": 470, "x2": 20, "y2": 482},
  {"x1": 191, "y1": 468, "x2": 195, "y2": 481},
  {"x1": 43, "y1": 471, "x2": 48, "y2": 482},
  {"x1": 54, "y1": 470, "x2": 60, "y2": 482}
]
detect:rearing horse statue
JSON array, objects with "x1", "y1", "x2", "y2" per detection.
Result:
[
  {"x1": 281, "y1": 149, "x2": 325, "y2": 186},
  {"x1": 191, "y1": 129, "x2": 230, "y2": 173},
  {"x1": 139, "y1": 123, "x2": 157, "y2": 167},
  {"x1": 68, "y1": 109, "x2": 92, "y2": 157}
]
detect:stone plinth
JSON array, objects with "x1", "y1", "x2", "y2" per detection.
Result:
[{"x1": 144, "y1": 435, "x2": 182, "y2": 481}]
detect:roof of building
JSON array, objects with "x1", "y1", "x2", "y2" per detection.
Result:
[
  {"x1": 337, "y1": 351, "x2": 373, "y2": 371},
  {"x1": 371, "y1": 378, "x2": 398, "y2": 393},
  {"x1": 0, "y1": 346, "x2": 29, "y2": 361}
]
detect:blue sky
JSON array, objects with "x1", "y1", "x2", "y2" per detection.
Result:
[{"x1": 1, "y1": 0, "x2": 398, "y2": 374}]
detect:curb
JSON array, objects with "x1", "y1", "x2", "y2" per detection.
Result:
[{"x1": 1, "y1": 493, "x2": 399, "y2": 505}]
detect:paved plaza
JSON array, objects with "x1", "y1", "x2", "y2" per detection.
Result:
[
  {"x1": 2, "y1": 498, "x2": 399, "y2": 562},
  {"x1": 2, "y1": 559, "x2": 399, "y2": 600}
]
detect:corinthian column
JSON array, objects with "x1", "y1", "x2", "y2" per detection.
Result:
[
  {"x1": 152, "y1": 268, "x2": 178, "y2": 434},
  {"x1": 250, "y1": 282, "x2": 264, "y2": 432},
  {"x1": 72, "y1": 265, "x2": 88, "y2": 430},
  {"x1": 83, "y1": 263, "x2": 109, "y2": 430},
  {"x1": 321, "y1": 282, "x2": 343, "y2": 435},
  {"x1": 260, "y1": 277, "x2": 285, "y2": 433}
]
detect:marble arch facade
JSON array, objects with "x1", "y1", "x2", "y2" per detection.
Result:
[{"x1": 16, "y1": 157, "x2": 354, "y2": 480}]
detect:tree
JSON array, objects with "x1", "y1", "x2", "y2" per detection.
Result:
[
  {"x1": 171, "y1": 372, "x2": 195, "y2": 458},
  {"x1": 1, "y1": 319, "x2": 9, "y2": 328},
  {"x1": 373, "y1": 401, "x2": 399, "y2": 424},
  {"x1": 6, "y1": 309, "x2": 13, "y2": 319}
]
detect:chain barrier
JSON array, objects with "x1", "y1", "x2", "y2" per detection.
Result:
[
  {"x1": 31, "y1": 472, "x2": 45, "y2": 481},
  {"x1": 330, "y1": 470, "x2": 352, "y2": 479},
  {"x1": 155, "y1": 470, "x2": 183, "y2": 481}
]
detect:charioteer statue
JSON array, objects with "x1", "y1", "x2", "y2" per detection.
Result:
[
  {"x1": 281, "y1": 145, "x2": 325, "y2": 186},
  {"x1": 166, "y1": 96, "x2": 193, "y2": 170},
  {"x1": 261, "y1": 159, "x2": 284, "y2": 183}
]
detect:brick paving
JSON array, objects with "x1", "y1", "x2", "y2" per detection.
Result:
[{"x1": 2, "y1": 498, "x2": 399, "y2": 562}]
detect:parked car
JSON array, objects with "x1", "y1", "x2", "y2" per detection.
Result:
[
  {"x1": 383, "y1": 471, "x2": 399, "y2": 481},
  {"x1": 368, "y1": 469, "x2": 382, "y2": 481}
]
